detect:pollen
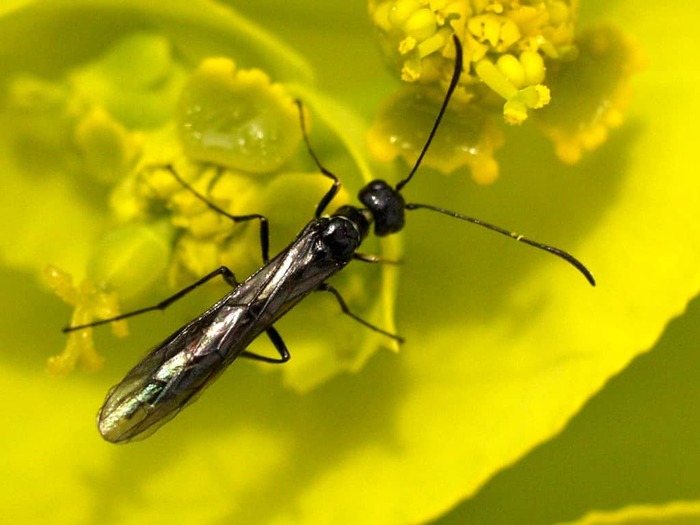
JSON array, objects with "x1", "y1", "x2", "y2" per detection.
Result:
[
  {"x1": 369, "y1": 0, "x2": 577, "y2": 124},
  {"x1": 130, "y1": 164, "x2": 264, "y2": 287},
  {"x1": 44, "y1": 265, "x2": 127, "y2": 375}
]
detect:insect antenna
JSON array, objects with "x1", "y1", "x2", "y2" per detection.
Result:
[
  {"x1": 394, "y1": 34, "x2": 464, "y2": 193},
  {"x1": 405, "y1": 203, "x2": 596, "y2": 286},
  {"x1": 388, "y1": 36, "x2": 594, "y2": 285}
]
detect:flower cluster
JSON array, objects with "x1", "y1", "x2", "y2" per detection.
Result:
[
  {"x1": 1, "y1": 34, "x2": 303, "y2": 374},
  {"x1": 368, "y1": 0, "x2": 642, "y2": 181},
  {"x1": 370, "y1": 0, "x2": 577, "y2": 122}
]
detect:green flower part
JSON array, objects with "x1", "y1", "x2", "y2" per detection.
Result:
[
  {"x1": 86, "y1": 220, "x2": 175, "y2": 303},
  {"x1": 0, "y1": 32, "x2": 183, "y2": 187},
  {"x1": 69, "y1": 32, "x2": 187, "y2": 129},
  {"x1": 534, "y1": 24, "x2": 645, "y2": 164},
  {"x1": 367, "y1": 81, "x2": 504, "y2": 183},
  {"x1": 369, "y1": 0, "x2": 573, "y2": 122},
  {"x1": 176, "y1": 57, "x2": 302, "y2": 172}
]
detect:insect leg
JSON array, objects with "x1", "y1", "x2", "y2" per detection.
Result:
[
  {"x1": 294, "y1": 100, "x2": 341, "y2": 218},
  {"x1": 162, "y1": 164, "x2": 271, "y2": 263},
  {"x1": 240, "y1": 326, "x2": 291, "y2": 363},
  {"x1": 316, "y1": 283, "x2": 404, "y2": 343},
  {"x1": 63, "y1": 266, "x2": 239, "y2": 333}
]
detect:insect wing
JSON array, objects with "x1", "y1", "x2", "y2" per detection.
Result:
[
  {"x1": 97, "y1": 303, "x2": 247, "y2": 443},
  {"x1": 96, "y1": 217, "x2": 362, "y2": 443}
]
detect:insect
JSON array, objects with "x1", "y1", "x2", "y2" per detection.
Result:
[{"x1": 64, "y1": 36, "x2": 595, "y2": 443}]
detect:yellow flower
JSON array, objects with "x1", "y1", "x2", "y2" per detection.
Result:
[
  {"x1": 368, "y1": 0, "x2": 641, "y2": 182},
  {"x1": 0, "y1": 1, "x2": 699, "y2": 525},
  {"x1": 370, "y1": 0, "x2": 573, "y2": 120}
]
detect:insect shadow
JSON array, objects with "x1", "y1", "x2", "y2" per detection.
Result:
[{"x1": 64, "y1": 36, "x2": 595, "y2": 443}]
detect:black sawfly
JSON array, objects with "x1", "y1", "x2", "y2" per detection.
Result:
[{"x1": 63, "y1": 36, "x2": 595, "y2": 443}]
